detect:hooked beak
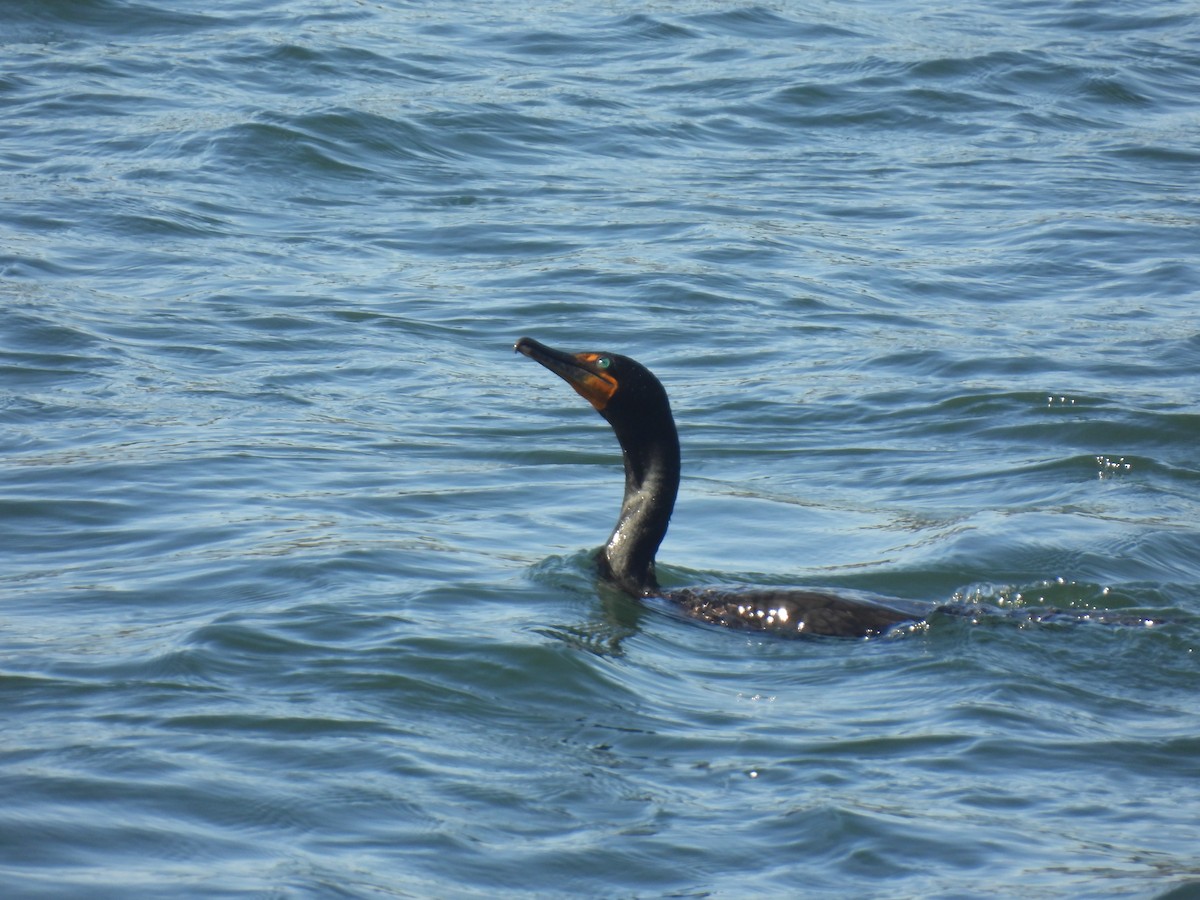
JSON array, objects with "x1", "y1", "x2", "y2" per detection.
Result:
[{"x1": 515, "y1": 336, "x2": 618, "y2": 411}]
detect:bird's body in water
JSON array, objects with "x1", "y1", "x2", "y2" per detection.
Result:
[
  {"x1": 514, "y1": 337, "x2": 1161, "y2": 638},
  {"x1": 514, "y1": 336, "x2": 920, "y2": 638}
]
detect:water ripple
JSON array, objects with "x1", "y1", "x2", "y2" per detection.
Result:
[{"x1": 2, "y1": 0, "x2": 1198, "y2": 897}]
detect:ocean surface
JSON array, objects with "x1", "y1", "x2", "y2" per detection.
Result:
[{"x1": 2, "y1": 1, "x2": 1199, "y2": 896}]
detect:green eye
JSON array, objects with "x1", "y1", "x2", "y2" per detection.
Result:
[{"x1": 597, "y1": 356, "x2": 611, "y2": 370}]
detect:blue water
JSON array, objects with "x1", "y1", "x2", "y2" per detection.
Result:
[{"x1": 3, "y1": 1, "x2": 1199, "y2": 896}]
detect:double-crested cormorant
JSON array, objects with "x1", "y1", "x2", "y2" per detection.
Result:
[{"x1": 515, "y1": 336, "x2": 921, "y2": 638}]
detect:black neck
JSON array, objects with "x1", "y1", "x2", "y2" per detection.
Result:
[{"x1": 598, "y1": 412, "x2": 680, "y2": 596}]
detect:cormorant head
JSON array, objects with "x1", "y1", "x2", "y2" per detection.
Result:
[{"x1": 513, "y1": 336, "x2": 672, "y2": 429}]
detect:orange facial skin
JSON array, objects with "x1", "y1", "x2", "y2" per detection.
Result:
[
  {"x1": 569, "y1": 353, "x2": 618, "y2": 410},
  {"x1": 514, "y1": 338, "x2": 619, "y2": 411}
]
